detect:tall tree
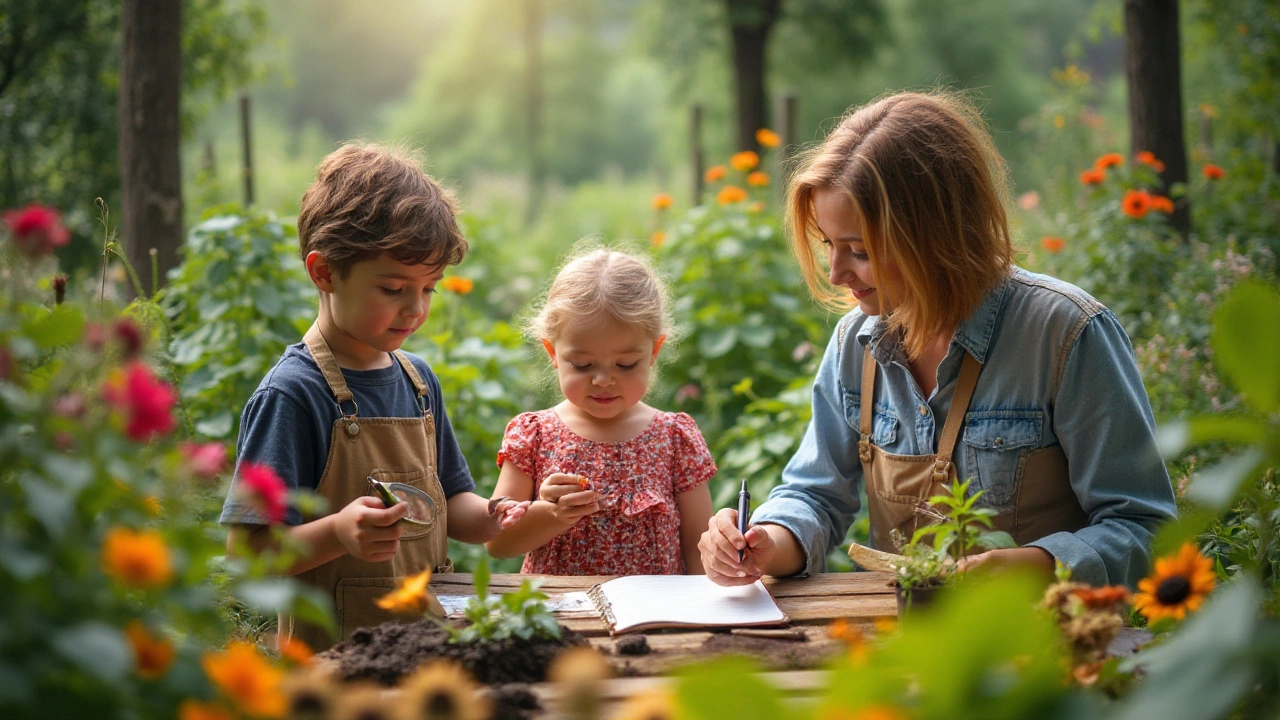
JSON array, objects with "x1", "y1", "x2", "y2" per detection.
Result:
[
  {"x1": 1124, "y1": 0, "x2": 1190, "y2": 237},
  {"x1": 118, "y1": 0, "x2": 182, "y2": 289},
  {"x1": 726, "y1": 0, "x2": 781, "y2": 153}
]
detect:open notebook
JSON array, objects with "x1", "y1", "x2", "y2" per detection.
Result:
[{"x1": 586, "y1": 575, "x2": 789, "y2": 635}]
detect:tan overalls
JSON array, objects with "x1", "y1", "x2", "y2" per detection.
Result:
[
  {"x1": 857, "y1": 345, "x2": 1088, "y2": 552},
  {"x1": 284, "y1": 324, "x2": 452, "y2": 651}
]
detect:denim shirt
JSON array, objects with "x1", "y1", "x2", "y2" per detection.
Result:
[{"x1": 750, "y1": 267, "x2": 1177, "y2": 587}]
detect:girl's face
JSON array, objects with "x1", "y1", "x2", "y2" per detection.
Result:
[
  {"x1": 813, "y1": 187, "x2": 902, "y2": 317},
  {"x1": 545, "y1": 317, "x2": 663, "y2": 424}
]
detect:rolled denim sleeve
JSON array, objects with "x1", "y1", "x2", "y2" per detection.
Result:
[
  {"x1": 1026, "y1": 310, "x2": 1177, "y2": 586},
  {"x1": 751, "y1": 321, "x2": 865, "y2": 577}
]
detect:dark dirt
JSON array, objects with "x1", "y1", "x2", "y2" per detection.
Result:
[
  {"x1": 319, "y1": 619, "x2": 588, "y2": 720},
  {"x1": 613, "y1": 634, "x2": 651, "y2": 656},
  {"x1": 700, "y1": 630, "x2": 836, "y2": 670}
]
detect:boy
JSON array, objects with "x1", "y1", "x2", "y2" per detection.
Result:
[{"x1": 220, "y1": 143, "x2": 528, "y2": 650}]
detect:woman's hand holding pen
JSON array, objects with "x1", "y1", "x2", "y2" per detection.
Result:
[
  {"x1": 538, "y1": 473, "x2": 600, "y2": 525},
  {"x1": 699, "y1": 508, "x2": 776, "y2": 586}
]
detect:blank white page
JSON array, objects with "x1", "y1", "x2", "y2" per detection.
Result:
[{"x1": 597, "y1": 575, "x2": 785, "y2": 632}]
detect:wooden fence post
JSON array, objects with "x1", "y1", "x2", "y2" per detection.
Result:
[
  {"x1": 240, "y1": 94, "x2": 254, "y2": 207},
  {"x1": 691, "y1": 104, "x2": 705, "y2": 205}
]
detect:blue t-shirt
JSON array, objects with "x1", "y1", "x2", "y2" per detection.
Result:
[{"x1": 219, "y1": 343, "x2": 474, "y2": 526}]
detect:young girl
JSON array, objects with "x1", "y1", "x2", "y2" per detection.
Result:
[
  {"x1": 485, "y1": 248, "x2": 716, "y2": 575},
  {"x1": 700, "y1": 91, "x2": 1177, "y2": 588}
]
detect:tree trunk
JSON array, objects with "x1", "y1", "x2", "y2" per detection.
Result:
[
  {"x1": 525, "y1": 0, "x2": 545, "y2": 224},
  {"x1": 118, "y1": 0, "x2": 183, "y2": 294},
  {"x1": 1124, "y1": 0, "x2": 1190, "y2": 238},
  {"x1": 726, "y1": 0, "x2": 780, "y2": 153}
]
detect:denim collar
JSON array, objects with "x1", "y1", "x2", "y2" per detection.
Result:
[{"x1": 856, "y1": 272, "x2": 1011, "y2": 365}]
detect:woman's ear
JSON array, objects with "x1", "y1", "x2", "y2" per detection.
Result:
[
  {"x1": 541, "y1": 339, "x2": 558, "y2": 367},
  {"x1": 651, "y1": 334, "x2": 667, "y2": 362},
  {"x1": 305, "y1": 251, "x2": 336, "y2": 292}
]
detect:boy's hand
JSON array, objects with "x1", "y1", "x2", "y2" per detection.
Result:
[
  {"x1": 487, "y1": 497, "x2": 532, "y2": 530},
  {"x1": 333, "y1": 496, "x2": 407, "y2": 563},
  {"x1": 539, "y1": 473, "x2": 599, "y2": 525}
]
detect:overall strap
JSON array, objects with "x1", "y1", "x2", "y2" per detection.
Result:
[
  {"x1": 303, "y1": 323, "x2": 356, "y2": 411},
  {"x1": 858, "y1": 344, "x2": 877, "y2": 464},
  {"x1": 391, "y1": 350, "x2": 432, "y2": 415},
  {"x1": 932, "y1": 351, "x2": 982, "y2": 482}
]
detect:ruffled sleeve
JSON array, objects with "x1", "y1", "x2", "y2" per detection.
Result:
[
  {"x1": 496, "y1": 411, "x2": 542, "y2": 478},
  {"x1": 669, "y1": 412, "x2": 717, "y2": 494}
]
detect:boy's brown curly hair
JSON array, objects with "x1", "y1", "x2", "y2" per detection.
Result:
[{"x1": 297, "y1": 142, "x2": 467, "y2": 278}]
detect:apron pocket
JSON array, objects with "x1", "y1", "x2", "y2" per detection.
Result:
[
  {"x1": 335, "y1": 577, "x2": 403, "y2": 641},
  {"x1": 841, "y1": 390, "x2": 899, "y2": 446},
  {"x1": 962, "y1": 410, "x2": 1042, "y2": 506},
  {"x1": 371, "y1": 467, "x2": 441, "y2": 539}
]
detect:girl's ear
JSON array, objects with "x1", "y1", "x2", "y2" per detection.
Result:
[
  {"x1": 651, "y1": 334, "x2": 667, "y2": 362},
  {"x1": 541, "y1": 339, "x2": 558, "y2": 367},
  {"x1": 305, "y1": 252, "x2": 336, "y2": 293}
]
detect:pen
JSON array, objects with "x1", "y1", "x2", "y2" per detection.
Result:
[{"x1": 737, "y1": 479, "x2": 750, "y2": 563}]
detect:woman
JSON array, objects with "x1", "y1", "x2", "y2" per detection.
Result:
[{"x1": 699, "y1": 92, "x2": 1176, "y2": 588}]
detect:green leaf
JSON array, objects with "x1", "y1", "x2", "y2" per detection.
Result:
[
  {"x1": 1186, "y1": 448, "x2": 1268, "y2": 510},
  {"x1": 1157, "y1": 417, "x2": 1269, "y2": 457},
  {"x1": 698, "y1": 327, "x2": 738, "y2": 358},
  {"x1": 290, "y1": 587, "x2": 337, "y2": 637},
  {"x1": 236, "y1": 579, "x2": 294, "y2": 610},
  {"x1": 1151, "y1": 507, "x2": 1218, "y2": 557},
  {"x1": 0, "y1": 658, "x2": 33, "y2": 705},
  {"x1": 194, "y1": 411, "x2": 234, "y2": 439},
  {"x1": 23, "y1": 474, "x2": 73, "y2": 539},
  {"x1": 1211, "y1": 281, "x2": 1280, "y2": 414},
  {"x1": 22, "y1": 305, "x2": 85, "y2": 350},
  {"x1": 52, "y1": 623, "x2": 131, "y2": 684},
  {"x1": 975, "y1": 530, "x2": 1016, "y2": 550},
  {"x1": 675, "y1": 655, "x2": 785, "y2": 720},
  {"x1": 474, "y1": 556, "x2": 491, "y2": 600}
]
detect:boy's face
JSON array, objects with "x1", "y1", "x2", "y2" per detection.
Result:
[{"x1": 309, "y1": 252, "x2": 444, "y2": 366}]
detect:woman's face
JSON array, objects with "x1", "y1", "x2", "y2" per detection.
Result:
[{"x1": 813, "y1": 187, "x2": 901, "y2": 317}]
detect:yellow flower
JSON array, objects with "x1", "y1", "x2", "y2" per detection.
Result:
[
  {"x1": 334, "y1": 685, "x2": 395, "y2": 720},
  {"x1": 281, "y1": 668, "x2": 337, "y2": 720},
  {"x1": 730, "y1": 151, "x2": 759, "y2": 172},
  {"x1": 747, "y1": 202, "x2": 765, "y2": 214},
  {"x1": 613, "y1": 689, "x2": 679, "y2": 720},
  {"x1": 102, "y1": 527, "x2": 173, "y2": 589},
  {"x1": 399, "y1": 660, "x2": 490, "y2": 720},
  {"x1": 756, "y1": 128, "x2": 781, "y2": 148},
  {"x1": 1053, "y1": 114, "x2": 1065, "y2": 129},
  {"x1": 376, "y1": 567, "x2": 436, "y2": 615},
  {"x1": 717, "y1": 186, "x2": 747, "y2": 205},
  {"x1": 202, "y1": 641, "x2": 287, "y2": 718},
  {"x1": 704, "y1": 165, "x2": 727, "y2": 182},
  {"x1": 1133, "y1": 542, "x2": 1216, "y2": 622},
  {"x1": 746, "y1": 171, "x2": 769, "y2": 187},
  {"x1": 440, "y1": 276, "x2": 474, "y2": 295},
  {"x1": 177, "y1": 700, "x2": 235, "y2": 720},
  {"x1": 125, "y1": 620, "x2": 174, "y2": 680},
  {"x1": 142, "y1": 495, "x2": 162, "y2": 516},
  {"x1": 651, "y1": 192, "x2": 674, "y2": 210},
  {"x1": 827, "y1": 618, "x2": 868, "y2": 665},
  {"x1": 650, "y1": 231, "x2": 666, "y2": 248}
]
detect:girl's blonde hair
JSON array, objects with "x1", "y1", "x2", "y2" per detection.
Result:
[
  {"x1": 527, "y1": 247, "x2": 672, "y2": 343},
  {"x1": 785, "y1": 91, "x2": 1014, "y2": 359}
]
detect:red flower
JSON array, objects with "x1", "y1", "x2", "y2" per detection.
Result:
[
  {"x1": 4, "y1": 204, "x2": 70, "y2": 258},
  {"x1": 1136, "y1": 151, "x2": 1166, "y2": 173},
  {"x1": 1150, "y1": 195, "x2": 1175, "y2": 214},
  {"x1": 113, "y1": 318, "x2": 145, "y2": 358},
  {"x1": 1121, "y1": 190, "x2": 1153, "y2": 219},
  {"x1": 102, "y1": 362, "x2": 177, "y2": 441},
  {"x1": 1094, "y1": 153, "x2": 1123, "y2": 170},
  {"x1": 237, "y1": 462, "x2": 288, "y2": 523},
  {"x1": 1079, "y1": 168, "x2": 1105, "y2": 186},
  {"x1": 1040, "y1": 236, "x2": 1066, "y2": 254},
  {"x1": 1202, "y1": 164, "x2": 1225, "y2": 180},
  {"x1": 182, "y1": 442, "x2": 229, "y2": 479},
  {"x1": 1072, "y1": 585, "x2": 1131, "y2": 609}
]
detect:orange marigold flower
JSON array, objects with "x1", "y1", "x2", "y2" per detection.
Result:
[
  {"x1": 649, "y1": 231, "x2": 666, "y2": 248},
  {"x1": 1136, "y1": 150, "x2": 1166, "y2": 173},
  {"x1": 746, "y1": 171, "x2": 769, "y2": 187},
  {"x1": 376, "y1": 568, "x2": 436, "y2": 615},
  {"x1": 1072, "y1": 585, "x2": 1131, "y2": 609},
  {"x1": 717, "y1": 186, "x2": 747, "y2": 205},
  {"x1": 730, "y1": 151, "x2": 759, "y2": 172},
  {"x1": 1040, "y1": 236, "x2": 1066, "y2": 254},
  {"x1": 1150, "y1": 195, "x2": 1175, "y2": 214},
  {"x1": 704, "y1": 165, "x2": 727, "y2": 182},
  {"x1": 102, "y1": 527, "x2": 173, "y2": 589},
  {"x1": 177, "y1": 700, "x2": 235, "y2": 720},
  {"x1": 1133, "y1": 543, "x2": 1216, "y2": 622},
  {"x1": 651, "y1": 193, "x2": 674, "y2": 210},
  {"x1": 1121, "y1": 189, "x2": 1152, "y2": 219},
  {"x1": 1202, "y1": 164, "x2": 1226, "y2": 180},
  {"x1": 1079, "y1": 168, "x2": 1105, "y2": 186},
  {"x1": 440, "y1": 276, "x2": 474, "y2": 295},
  {"x1": 276, "y1": 634, "x2": 314, "y2": 666},
  {"x1": 747, "y1": 201, "x2": 765, "y2": 214},
  {"x1": 756, "y1": 128, "x2": 781, "y2": 148},
  {"x1": 202, "y1": 641, "x2": 287, "y2": 718},
  {"x1": 125, "y1": 621, "x2": 174, "y2": 679},
  {"x1": 1094, "y1": 153, "x2": 1124, "y2": 170}
]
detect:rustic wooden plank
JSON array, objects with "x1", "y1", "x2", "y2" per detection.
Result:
[{"x1": 767, "y1": 571, "x2": 897, "y2": 597}]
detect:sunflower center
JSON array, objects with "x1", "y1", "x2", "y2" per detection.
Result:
[
  {"x1": 426, "y1": 691, "x2": 457, "y2": 719},
  {"x1": 291, "y1": 692, "x2": 327, "y2": 719},
  {"x1": 1155, "y1": 576, "x2": 1191, "y2": 605}
]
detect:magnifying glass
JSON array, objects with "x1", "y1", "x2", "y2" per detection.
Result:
[{"x1": 368, "y1": 471, "x2": 438, "y2": 526}]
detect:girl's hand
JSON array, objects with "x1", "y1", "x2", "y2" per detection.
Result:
[
  {"x1": 487, "y1": 497, "x2": 532, "y2": 530},
  {"x1": 699, "y1": 508, "x2": 775, "y2": 586},
  {"x1": 538, "y1": 473, "x2": 593, "y2": 504},
  {"x1": 538, "y1": 474, "x2": 600, "y2": 526}
]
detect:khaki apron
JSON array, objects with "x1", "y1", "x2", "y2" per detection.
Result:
[
  {"x1": 283, "y1": 324, "x2": 452, "y2": 651},
  {"x1": 858, "y1": 345, "x2": 1088, "y2": 553}
]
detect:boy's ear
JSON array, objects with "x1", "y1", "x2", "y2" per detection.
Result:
[
  {"x1": 651, "y1": 334, "x2": 667, "y2": 362},
  {"x1": 305, "y1": 251, "x2": 336, "y2": 292},
  {"x1": 541, "y1": 339, "x2": 557, "y2": 367}
]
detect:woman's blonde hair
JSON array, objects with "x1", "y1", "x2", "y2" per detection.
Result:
[
  {"x1": 527, "y1": 246, "x2": 672, "y2": 344},
  {"x1": 785, "y1": 91, "x2": 1014, "y2": 359}
]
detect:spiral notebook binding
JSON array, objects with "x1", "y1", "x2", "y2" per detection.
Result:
[{"x1": 586, "y1": 583, "x2": 616, "y2": 632}]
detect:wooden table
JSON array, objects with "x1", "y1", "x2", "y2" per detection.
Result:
[{"x1": 429, "y1": 572, "x2": 899, "y2": 715}]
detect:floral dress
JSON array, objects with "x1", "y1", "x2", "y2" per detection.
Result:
[{"x1": 496, "y1": 409, "x2": 717, "y2": 575}]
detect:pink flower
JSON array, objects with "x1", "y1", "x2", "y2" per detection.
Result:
[
  {"x1": 102, "y1": 362, "x2": 177, "y2": 441},
  {"x1": 674, "y1": 383, "x2": 702, "y2": 404},
  {"x1": 53, "y1": 392, "x2": 86, "y2": 418},
  {"x1": 4, "y1": 204, "x2": 70, "y2": 258},
  {"x1": 237, "y1": 462, "x2": 287, "y2": 523},
  {"x1": 182, "y1": 442, "x2": 229, "y2": 479}
]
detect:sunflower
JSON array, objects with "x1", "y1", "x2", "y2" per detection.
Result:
[
  {"x1": 548, "y1": 646, "x2": 610, "y2": 718},
  {"x1": 613, "y1": 689, "x2": 679, "y2": 720},
  {"x1": 376, "y1": 568, "x2": 436, "y2": 615},
  {"x1": 334, "y1": 684, "x2": 396, "y2": 720},
  {"x1": 397, "y1": 660, "x2": 490, "y2": 720},
  {"x1": 1133, "y1": 543, "x2": 1216, "y2": 622},
  {"x1": 281, "y1": 667, "x2": 337, "y2": 720}
]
